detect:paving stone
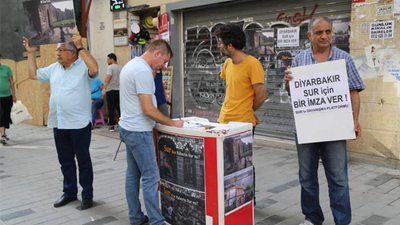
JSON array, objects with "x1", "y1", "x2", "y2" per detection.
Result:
[
  {"x1": 365, "y1": 173, "x2": 395, "y2": 187},
  {"x1": 82, "y1": 216, "x2": 119, "y2": 225},
  {"x1": 256, "y1": 214, "x2": 286, "y2": 225},
  {"x1": 0, "y1": 175, "x2": 11, "y2": 179},
  {"x1": 256, "y1": 198, "x2": 278, "y2": 209},
  {"x1": 360, "y1": 214, "x2": 390, "y2": 225},
  {"x1": 0, "y1": 208, "x2": 35, "y2": 221},
  {"x1": 94, "y1": 168, "x2": 115, "y2": 175},
  {"x1": 267, "y1": 179, "x2": 299, "y2": 194}
]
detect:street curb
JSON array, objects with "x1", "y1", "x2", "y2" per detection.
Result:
[{"x1": 254, "y1": 135, "x2": 296, "y2": 151}]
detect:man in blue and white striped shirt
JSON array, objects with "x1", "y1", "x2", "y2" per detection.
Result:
[{"x1": 285, "y1": 16, "x2": 365, "y2": 225}]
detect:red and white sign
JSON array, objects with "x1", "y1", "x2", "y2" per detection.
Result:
[{"x1": 159, "y1": 13, "x2": 169, "y2": 34}]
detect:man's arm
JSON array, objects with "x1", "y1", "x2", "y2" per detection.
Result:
[
  {"x1": 140, "y1": 94, "x2": 183, "y2": 127},
  {"x1": 350, "y1": 90, "x2": 361, "y2": 139},
  {"x1": 23, "y1": 37, "x2": 38, "y2": 80},
  {"x1": 102, "y1": 75, "x2": 112, "y2": 98},
  {"x1": 71, "y1": 27, "x2": 98, "y2": 77},
  {"x1": 253, "y1": 83, "x2": 267, "y2": 111}
]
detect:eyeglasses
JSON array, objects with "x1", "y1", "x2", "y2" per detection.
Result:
[{"x1": 55, "y1": 49, "x2": 73, "y2": 53}]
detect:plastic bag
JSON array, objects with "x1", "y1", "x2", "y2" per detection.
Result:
[{"x1": 10, "y1": 100, "x2": 32, "y2": 125}]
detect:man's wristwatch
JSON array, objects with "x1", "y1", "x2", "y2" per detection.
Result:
[{"x1": 77, "y1": 46, "x2": 85, "y2": 54}]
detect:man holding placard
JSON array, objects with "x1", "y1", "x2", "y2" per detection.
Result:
[{"x1": 285, "y1": 17, "x2": 365, "y2": 225}]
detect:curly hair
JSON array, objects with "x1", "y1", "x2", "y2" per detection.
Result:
[{"x1": 214, "y1": 23, "x2": 246, "y2": 50}]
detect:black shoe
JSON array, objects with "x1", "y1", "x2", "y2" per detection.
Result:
[
  {"x1": 139, "y1": 216, "x2": 149, "y2": 225},
  {"x1": 53, "y1": 195, "x2": 78, "y2": 208},
  {"x1": 81, "y1": 198, "x2": 93, "y2": 210}
]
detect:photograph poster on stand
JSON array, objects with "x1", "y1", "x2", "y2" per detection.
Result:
[
  {"x1": 157, "y1": 132, "x2": 206, "y2": 225},
  {"x1": 224, "y1": 166, "x2": 254, "y2": 214},
  {"x1": 160, "y1": 180, "x2": 206, "y2": 225},
  {"x1": 23, "y1": 0, "x2": 76, "y2": 45},
  {"x1": 223, "y1": 131, "x2": 254, "y2": 214}
]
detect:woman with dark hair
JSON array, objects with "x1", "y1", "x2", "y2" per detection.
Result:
[{"x1": 0, "y1": 63, "x2": 16, "y2": 144}]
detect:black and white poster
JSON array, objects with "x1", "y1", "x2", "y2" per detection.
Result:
[
  {"x1": 289, "y1": 59, "x2": 355, "y2": 144},
  {"x1": 369, "y1": 20, "x2": 394, "y2": 39},
  {"x1": 277, "y1": 27, "x2": 299, "y2": 48},
  {"x1": 158, "y1": 132, "x2": 205, "y2": 191},
  {"x1": 223, "y1": 131, "x2": 253, "y2": 176},
  {"x1": 224, "y1": 167, "x2": 254, "y2": 214},
  {"x1": 23, "y1": 0, "x2": 75, "y2": 45},
  {"x1": 160, "y1": 180, "x2": 206, "y2": 225}
]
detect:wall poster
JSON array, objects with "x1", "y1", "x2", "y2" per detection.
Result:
[
  {"x1": 369, "y1": 20, "x2": 394, "y2": 39},
  {"x1": 157, "y1": 132, "x2": 206, "y2": 225}
]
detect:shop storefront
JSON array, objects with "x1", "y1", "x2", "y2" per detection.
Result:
[{"x1": 167, "y1": 0, "x2": 352, "y2": 139}]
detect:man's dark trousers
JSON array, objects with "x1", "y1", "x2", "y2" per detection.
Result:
[
  {"x1": 106, "y1": 90, "x2": 120, "y2": 126},
  {"x1": 53, "y1": 123, "x2": 94, "y2": 199}
]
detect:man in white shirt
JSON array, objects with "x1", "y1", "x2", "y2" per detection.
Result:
[{"x1": 119, "y1": 39, "x2": 183, "y2": 225}]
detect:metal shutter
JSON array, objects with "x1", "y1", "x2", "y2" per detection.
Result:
[{"x1": 182, "y1": 0, "x2": 351, "y2": 139}]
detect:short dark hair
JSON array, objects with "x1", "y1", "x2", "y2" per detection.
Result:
[
  {"x1": 308, "y1": 16, "x2": 332, "y2": 32},
  {"x1": 107, "y1": 53, "x2": 117, "y2": 62},
  {"x1": 146, "y1": 39, "x2": 173, "y2": 58},
  {"x1": 214, "y1": 23, "x2": 246, "y2": 50}
]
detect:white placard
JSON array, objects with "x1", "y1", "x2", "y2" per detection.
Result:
[
  {"x1": 161, "y1": 31, "x2": 170, "y2": 42},
  {"x1": 376, "y1": 4, "x2": 392, "y2": 16},
  {"x1": 394, "y1": 0, "x2": 400, "y2": 17},
  {"x1": 114, "y1": 36, "x2": 128, "y2": 46},
  {"x1": 277, "y1": 27, "x2": 299, "y2": 48},
  {"x1": 289, "y1": 59, "x2": 355, "y2": 144},
  {"x1": 113, "y1": 18, "x2": 127, "y2": 29},
  {"x1": 369, "y1": 20, "x2": 394, "y2": 39}
]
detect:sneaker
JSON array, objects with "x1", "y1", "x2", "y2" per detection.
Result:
[
  {"x1": 299, "y1": 221, "x2": 314, "y2": 225},
  {"x1": 3, "y1": 135, "x2": 9, "y2": 140},
  {"x1": 108, "y1": 126, "x2": 115, "y2": 132},
  {"x1": 0, "y1": 136, "x2": 7, "y2": 144}
]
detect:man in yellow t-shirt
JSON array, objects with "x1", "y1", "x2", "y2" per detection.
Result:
[
  {"x1": 214, "y1": 24, "x2": 266, "y2": 130},
  {"x1": 214, "y1": 24, "x2": 267, "y2": 206}
]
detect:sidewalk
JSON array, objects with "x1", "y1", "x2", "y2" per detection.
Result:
[{"x1": 1, "y1": 124, "x2": 400, "y2": 225}]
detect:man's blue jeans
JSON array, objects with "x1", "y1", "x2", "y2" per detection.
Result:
[
  {"x1": 119, "y1": 126, "x2": 165, "y2": 225},
  {"x1": 296, "y1": 139, "x2": 351, "y2": 225}
]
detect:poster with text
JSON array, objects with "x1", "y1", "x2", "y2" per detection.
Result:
[
  {"x1": 224, "y1": 166, "x2": 254, "y2": 214},
  {"x1": 158, "y1": 132, "x2": 205, "y2": 191},
  {"x1": 289, "y1": 59, "x2": 355, "y2": 144},
  {"x1": 160, "y1": 180, "x2": 205, "y2": 225},
  {"x1": 277, "y1": 27, "x2": 299, "y2": 48},
  {"x1": 369, "y1": 20, "x2": 394, "y2": 39},
  {"x1": 223, "y1": 131, "x2": 253, "y2": 176},
  {"x1": 395, "y1": 0, "x2": 400, "y2": 17},
  {"x1": 23, "y1": 0, "x2": 75, "y2": 45},
  {"x1": 376, "y1": 4, "x2": 392, "y2": 16}
]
